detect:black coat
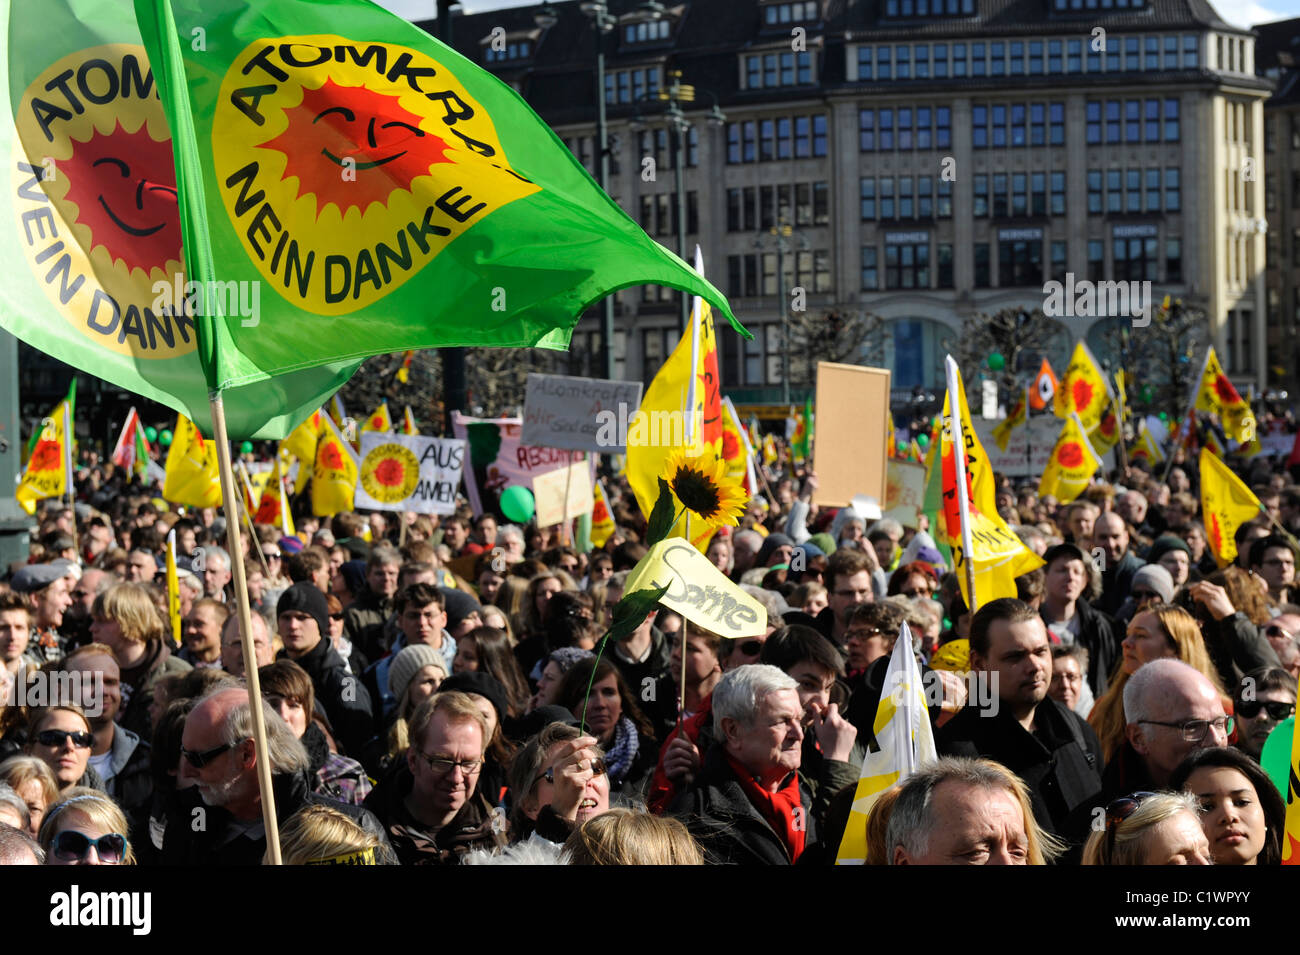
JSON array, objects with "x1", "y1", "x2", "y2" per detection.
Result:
[
  {"x1": 1043, "y1": 598, "x2": 1121, "y2": 699},
  {"x1": 936, "y1": 695, "x2": 1103, "y2": 842},
  {"x1": 672, "y1": 744, "x2": 818, "y2": 865},
  {"x1": 159, "y1": 770, "x2": 389, "y2": 866},
  {"x1": 1200, "y1": 612, "x2": 1280, "y2": 692},
  {"x1": 281, "y1": 637, "x2": 374, "y2": 759}
]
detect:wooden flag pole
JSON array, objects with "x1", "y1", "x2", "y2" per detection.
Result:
[
  {"x1": 677, "y1": 512, "x2": 691, "y2": 731},
  {"x1": 208, "y1": 394, "x2": 282, "y2": 865},
  {"x1": 63, "y1": 398, "x2": 77, "y2": 541}
]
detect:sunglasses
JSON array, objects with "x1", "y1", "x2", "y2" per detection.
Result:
[
  {"x1": 737, "y1": 640, "x2": 763, "y2": 657},
  {"x1": 1265, "y1": 624, "x2": 1297, "y2": 642},
  {"x1": 1235, "y1": 700, "x2": 1295, "y2": 721},
  {"x1": 1105, "y1": 791, "x2": 1155, "y2": 858},
  {"x1": 36, "y1": 729, "x2": 93, "y2": 749},
  {"x1": 51, "y1": 830, "x2": 127, "y2": 864},
  {"x1": 181, "y1": 738, "x2": 248, "y2": 768},
  {"x1": 262, "y1": 552, "x2": 281, "y2": 560}
]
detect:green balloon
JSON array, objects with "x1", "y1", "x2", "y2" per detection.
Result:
[
  {"x1": 1260, "y1": 715, "x2": 1293, "y2": 799},
  {"x1": 1159, "y1": 412, "x2": 1169, "y2": 422},
  {"x1": 159, "y1": 429, "x2": 173, "y2": 447},
  {"x1": 499, "y1": 485, "x2": 535, "y2": 523},
  {"x1": 917, "y1": 434, "x2": 930, "y2": 449},
  {"x1": 240, "y1": 441, "x2": 254, "y2": 455},
  {"x1": 987, "y1": 352, "x2": 1005, "y2": 371},
  {"x1": 144, "y1": 426, "x2": 158, "y2": 443}
]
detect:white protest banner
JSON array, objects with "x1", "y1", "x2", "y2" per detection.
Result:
[
  {"x1": 624, "y1": 538, "x2": 766, "y2": 638},
  {"x1": 520, "y1": 373, "x2": 644, "y2": 453},
  {"x1": 532, "y1": 460, "x2": 594, "y2": 527},
  {"x1": 356, "y1": 432, "x2": 466, "y2": 515}
]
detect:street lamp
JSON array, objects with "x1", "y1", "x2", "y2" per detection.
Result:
[
  {"x1": 579, "y1": 2, "x2": 617, "y2": 380},
  {"x1": 754, "y1": 215, "x2": 809, "y2": 406},
  {"x1": 631, "y1": 70, "x2": 725, "y2": 330}
]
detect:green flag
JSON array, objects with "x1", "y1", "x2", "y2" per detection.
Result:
[
  {"x1": 132, "y1": 0, "x2": 746, "y2": 402},
  {"x1": 0, "y1": 0, "x2": 359, "y2": 439}
]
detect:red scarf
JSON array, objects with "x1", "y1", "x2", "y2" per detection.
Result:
[{"x1": 725, "y1": 753, "x2": 806, "y2": 862}]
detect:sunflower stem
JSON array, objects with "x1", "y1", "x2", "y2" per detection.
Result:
[
  {"x1": 579, "y1": 629, "x2": 612, "y2": 737},
  {"x1": 668, "y1": 506, "x2": 687, "y2": 538}
]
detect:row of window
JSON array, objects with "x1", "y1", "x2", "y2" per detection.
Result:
[
  {"x1": 484, "y1": 41, "x2": 530, "y2": 63},
  {"x1": 726, "y1": 116, "x2": 828, "y2": 163},
  {"x1": 860, "y1": 236, "x2": 1182, "y2": 290},
  {"x1": 562, "y1": 135, "x2": 620, "y2": 177},
  {"x1": 860, "y1": 177, "x2": 954, "y2": 220},
  {"x1": 638, "y1": 192, "x2": 699, "y2": 238},
  {"x1": 637, "y1": 127, "x2": 699, "y2": 169},
  {"x1": 604, "y1": 68, "x2": 660, "y2": 105},
  {"x1": 972, "y1": 102, "x2": 1066, "y2": 148},
  {"x1": 624, "y1": 20, "x2": 670, "y2": 45},
  {"x1": 971, "y1": 172, "x2": 1067, "y2": 218},
  {"x1": 1051, "y1": 0, "x2": 1149, "y2": 8},
  {"x1": 855, "y1": 34, "x2": 1198, "y2": 81},
  {"x1": 1087, "y1": 168, "x2": 1181, "y2": 214},
  {"x1": 885, "y1": 0, "x2": 975, "y2": 15},
  {"x1": 726, "y1": 251, "x2": 834, "y2": 297},
  {"x1": 763, "y1": 1, "x2": 820, "y2": 25},
  {"x1": 744, "y1": 51, "x2": 815, "y2": 89},
  {"x1": 1085, "y1": 99, "x2": 1181, "y2": 144},
  {"x1": 726, "y1": 182, "x2": 830, "y2": 232},
  {"x1": 858, "y1": 107, "x2": 952, "y2": 151}
]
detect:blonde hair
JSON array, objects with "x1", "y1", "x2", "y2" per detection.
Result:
[
  {"x1": 26, "y1": 704, "x2": 93, "y2": 738},
  {"x1": 0, "y1": 754, "x2": 58, "y2": 807},
  {"x1": 1089, "y1": 604, "x2": 1228, "y2": 761},
  {"x1": 407, "y1": 690, "x2": 488, "y2": 754},
  {"x1": 92, "y1": 582, "x2": 165, "y2": 644},
  {"x1": 38, "y1": 791, "x2": 136, "y2": 864},
  {"x1": 561, "y1": 808, "x2": 704, "y2": 865},
  {"x1": 270, "y1": 804, "x2": 383, "y2": 865},
  {"x1": 1081, "y1": 791, "x2": 1200, "y2": 865}
]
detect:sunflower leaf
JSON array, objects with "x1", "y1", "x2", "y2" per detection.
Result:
[
  {"x1": 605, "y1": 582, "x2": 671, "y2": 644},
  {"x1": 645, "y1": 477, "x2": 676, "y2": 547}
]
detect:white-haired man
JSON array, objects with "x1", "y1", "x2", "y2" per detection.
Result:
[{"x1": 673, "y1": 664, "x2": 816, "y2": 864}]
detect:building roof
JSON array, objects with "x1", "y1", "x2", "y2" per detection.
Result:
[{"x1": 1254, "y1": 17, "x2": 1300, "y2": 107}]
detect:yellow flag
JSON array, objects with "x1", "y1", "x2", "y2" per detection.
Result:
[
  {"x1": 1039, "y1": 413, "x2": 1101, "y2": 503},
  {"x1": 991, "y1": 387, "x2": 1027, "y2": 452},
  {"x1": 836, "y1": 623, "x2": 936, "y2": 864},
  {"x1": 591, "y1": 480, "x2": 616, "y2": 548},
  {"x1": 282, "y1": 409, "x2": 322, "y2": 494},
  {"x1": 940, "y1": 358, "x2": 1043, "y2": 610},
  {"x1": 402, "y1": 406, "x2": 419, "y2": 436},
  {"x1": 1128, "y1": 427, "x2": 1164, "y2": 465},
  {"x1": 255, "y1": 450, "x2": 296, "y2": 537},
  {"x1": 1054, "y1": 341, "x2": 1112, "y2": 433},
  {"x1": 16, "y1": 396, "x2": 71, "y2": 516},
  {"x1": 1199, "y1": 448, "x2": 1263, "y2": 567},
  {"x1": 163, "y1": 414, "x2": 222, "y2": 508},
  {"x1": 311, "y1": 414, "x2": 358, "y2": 517},
  {"x1": 762, "y1": 433, "x2": 777, "y2": 466},
  {"x1": 363, "y1": 401, "x2": 392, "y2": 433},
  {"x1": 1203, "y1": 430, "x2": 1226, "y2": 458},
  {"x1": 165, "y1": 530, "x2": 182, "y2": 649},
  {"x1": 1284, "y1": 705, "x2": 1300, "y2": 865},
  {"x1": 1194, "y1": 347, "x2": 1256, "y2": 444}
]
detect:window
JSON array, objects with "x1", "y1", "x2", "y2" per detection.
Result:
[
  {"x1": 1146, "y1": 169, "x2": 1161, "y2": 210},
  {"x1": 886, "y1": 241, "x2": 930, "y2": 289},
  {"x1": 975, "y1": 243, "x2": 991, "y2": 287},
  {"x1": 760, "y1": 119, "x2": 776, "y2": 161},
  {"x1": 860, "y1": 109, "x2": 875, "y2": 151},
  {"x1": 935, "y1": 44, "x2": 949, "y2": 78},
  {"x1": 1011, "y1": 41, "x2": 1025, "y2": 76},
  {"x1": 1164, "y1": 35, "x2": 1179, "y2": 69},
  {"x1": 938, "y1": 178, "x2": 953, "y2": 217},
  {"x1": 972, "y1": 42, "x2": 985, "y2": 77},
  {"x1": 759, "y1": 186, "x2": 775, "y2": 229},
  {"x1": 992, "y1": 173, "x2": 1008, "y2": 217},
  {"x1": 1051, "y1": 171, "x2": 1066, "y2": 214},
  {"x1": 1114, "y1": 236, "x2": 1158, "y2": 281},
  {"x1": 1125, "y1": 37, "x2": 1140, "y2": 71},
  {"x1": 878, "y1": 46, "x2": 892, "y2": 81},
  {"x1": 917, "y1": 107, "x2": 932, "y2": 149},
  {"x1": 1012, "y1": 172, "x2": 1028, "y2": 216},
  {"x1": 1106, "y1": 100, "x2": 1122, "y2": 142},
  {"x1": 1088, "y1": 169, "x2": 1103, "y2": 213},
  {"x1": 935, "y1": 244, "x2": 956, "y2": 285},
  {"x1": 485, "y1": 39, "x2": 530, "y2": 63},
  {"x1": 727, "y1": 189, "x2": 743, "y2": 231},
  {"x1": 1144, "y1": 99, "x2": 1160, "y2": 142},
  {"x1": 916, "y1": 45, "x2": 930, "y2": 78},
  {"x1": 778, "y1": 117, "x2": 793, "y2": 159},
  {"x1": 1125, "y1": 100, "x2": 1141, "y2": 142},
  {"x1": 897, "y1": 46, "x2": 911, "y2": 79},
  {"x1": 1049, "y1": 103, "x2": 1065, "y2": 145},
  {"x1": 880, "y1": 177, "x2": 895, "y2": 219},
  {"x1": 862, "y1": 246, "x2": 879, "y2": 290},
  {"x1": 813, "y1": 115, "x2": 827, "y2": 156},
  {"x1": 937, "y1": 107, "x2": 951, "y2": 148},
  {"x1": 861, "y1": 178, "x2": 876, "y2": 219},
  {"x1": 880, "y1": 109, "x2": 895, "y2": 150},
  {"x1": 953, "y1": 43, "x2": 967, "y2": 77},
  {"x1": 919, "y1": 176, "x2": 933, "y2": 218},
  {"x1": 1126, "y1": 169, "x2": 1141, "y2": 212},
  {"x1": 1166, "y1": 237, "x2": 1182, "y2": 281},
  {"x1": 1051, "y1": 240, "x2": 1068, "y2": 282},
  {"x1": 1107, "y1": 170, "x2": 1122, "y2": 212},
  {"x1": 1011, "y1": 104, "x2": 1027, "y2": 147},
  {"x1": 1032, "y1": 172, "x2": 1047, "y2": 215},
  {"x1": 900, "y1": 176, "x2": 915, "y2": 218},
  {"x1": 1030, "y1": 40, "x2": 1043, "y2": 75},
  {"x1": 899, "y1": 107, "x2": 913, "y2": 150},
  {"x1": 625, "y1": 19, "x2": 670, "y2": 42},
  {"x1": 746, "y1": 51, "x2": 814, "y2": 88},
  {"x1": 1164, "y1": 98, "x2": 1180, "y2": 141},
  {"x1": 992, "y1": 105, "x2": 1007, "y2": 148},
  {"x1": 814, "y1": 182, "x2": 829, "y2": 224},
  {"x1": 1068, "y1": 38, "x2": 1082, "y2": 72},
  {"x1": 858, "y1": 47, "x2": 872, "y2": 81},
  {"x1": 1183, "y1": 35, "x2": 1198, "y2": 68},
  {"x1": 1088, "y1": 240, "x2": 1105, "y2": 281},
  {"x1": 1106, "y1": 37, "x2": 1119, "y2": 72},
  {"x1": 729, "y1": 115, "x2": 825, "y2": 163},
  {"x1": 974, "y1": 174, "x2": 989, "y2": 217},
  {"x1": 1086, "y1": 102, "x2": 1102, "y2": 144},
  {"x1": 1145, "y1": 36, "x2": 1159, "y2": 69},
  {"x1": 991, "y1": 41, "x2": 1005, "y2": 77},
  {"x1": 1088, "y1": 39, "x2": 1101, "y2": 73},
  {"x1": 1029, "y1": 104, "x2": 1044, "y2": 146},
  {"x1": 973, "y1": 105, "x2": 988, "y2": 148}
]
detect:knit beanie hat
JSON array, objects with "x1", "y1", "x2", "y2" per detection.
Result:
[
  {"x1": 388, "y1": 643, "x2": 448, "y2": 700},
  {"x1": 1130, "y1": 563, "x2": 1175, "y2": 604},
  {"x1": 276, "y1": 582, "x2": 330, "y2": 638}
]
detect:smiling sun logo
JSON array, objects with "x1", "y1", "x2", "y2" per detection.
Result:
[
  {"x1": 9, "y1": 45, "x2": 193, "y2": 360},
  {"x1": 213, "y1": 36, "x2": 540, "y2": 315}
]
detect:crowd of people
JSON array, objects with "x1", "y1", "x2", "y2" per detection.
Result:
[{"x1": 0, "y1": 432, "x2": 1295, "y2": 867}]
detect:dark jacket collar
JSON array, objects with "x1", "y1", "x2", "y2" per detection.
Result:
[{"x1": 284, "y1": 633, "x2": 345, "y2": 681}]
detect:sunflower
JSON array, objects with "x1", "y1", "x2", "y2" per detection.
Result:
[{"x1": 661, "y1": 448, "x2": 748, "y2": 530}]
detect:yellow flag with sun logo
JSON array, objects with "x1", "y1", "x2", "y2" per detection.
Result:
[{"x1": 1054, "y1": 341, "x2": 1112, "y2": 434}]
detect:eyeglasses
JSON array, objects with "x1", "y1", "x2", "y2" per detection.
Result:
[
  {"x1": 330, "y1": 612, "x2": 344, "y2": 621},
  {"x1": 35, "y1": 729, "x2": 93, "y2": 749},
  {"x1": 1235, "y1": 700, "x2": 1295, "y2": 721},
  {"x1": 1264, "y1": 624, "x2": 1297, "y2": 642},
  {"x1": 1105, "y1": 791, "x2": 1155, "y2": 858},
  {"x1": 417, "y1": 753, "x2": 483, "y2": 776},
  {"x1": 262, "y1": 552, "x2": 281, "y2": 560},
  {"x1": 1138, "y1": 716, "x2": 1234, "y2": 743},
  {"x1": 846, "y1": 627, "x2": 886, "y2": 641},
  {"x1": 181, "y1": 739, "x2": 248, "y2": 768},
  {"x1": 51, "y1": 830, "x2": 126, "y2": 864},
  {"x1": 536, "y1": 757, "x2": 608, "y2": 787}
]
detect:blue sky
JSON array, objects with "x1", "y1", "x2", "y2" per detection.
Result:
[{"x1": 376, "y1": 0, "x2": 1300, "y2": 28}]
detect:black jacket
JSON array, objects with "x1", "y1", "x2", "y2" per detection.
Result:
[
  {"x1": 1043, "y1": 598, "x2": 1121, "y2": 699},
  {"x1": 281, "y1": 637, "x2": 374, "y2": 759},
  {"x1": 936, "y1": 695, "x2": 1103, "y2": 842},
  {"x1": 343, "y1": 587, "x2": 394, "y2": 662},
  {"x1": 159, "y1": 770, "x2": 389, "y2": 865},
  {"x1": 1096, "y1": 552, "x2": 1146, "y2": 617},
  {"x1": 363, "y1": 762, "x2": 509, "y2": 865},
  {"x1": 609, "y1": 628, "x2": 676, "y2": 743},
  {"x1": 1200, "y1": 612, "x2": 1280, "y2": 692},
  {"x1": 672, "y1": 744, "x2": 818, "y2": 865}
]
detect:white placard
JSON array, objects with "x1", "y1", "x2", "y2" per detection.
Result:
[{"x1": 355, "y1": 432, "x2": 466, "y2": 515}]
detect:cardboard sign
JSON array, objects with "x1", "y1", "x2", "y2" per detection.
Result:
[
  {"x1": 532, "y1": 460, "x2": 594, "y2": 527},
  {"x1": 812, "y1": 362, "x2": 890, "y2": 508},
  {"x1": 355, "y1": 432, "x2": 466, "y2": 515},
  {"x1": 624, "y1": 538, "x2": 766, "y2": 638},
  {"x1": 520, "y1": 373, "x2": 644, "y2": 453},
  {"x1": 884, "y1": 459, "x2": 926, "y2": 527}
]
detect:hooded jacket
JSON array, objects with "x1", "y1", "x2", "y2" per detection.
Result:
[{"x1": 279, "y1": 636, "x2": 374, "y2": 759}]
